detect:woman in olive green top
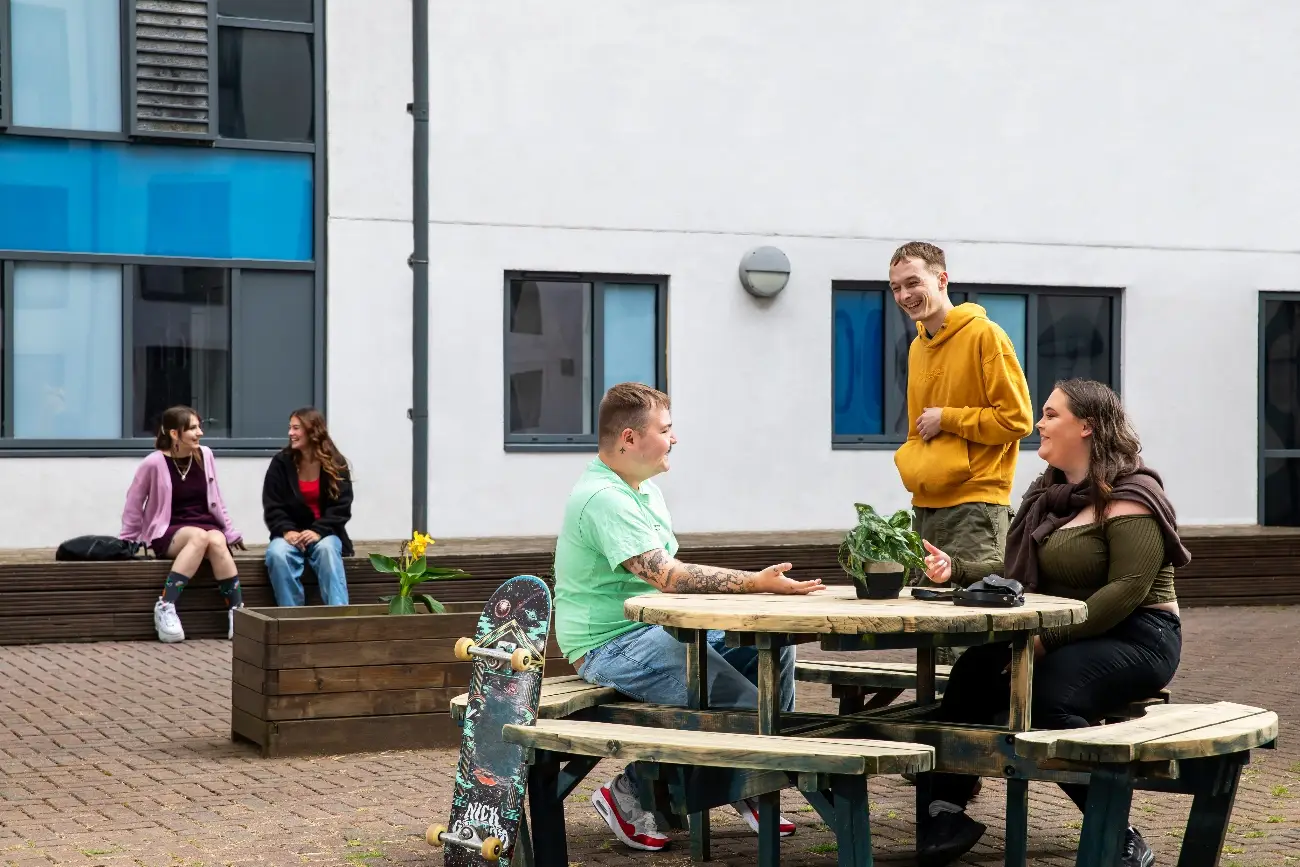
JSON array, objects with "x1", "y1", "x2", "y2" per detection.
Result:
[{"x1": 915, "y1": 379, "x2": 1190, "y2": 867}]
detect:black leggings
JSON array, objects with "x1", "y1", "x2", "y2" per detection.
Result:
[{"x1": 929, "y1": 607, "x2": 1182, "y2": 811}]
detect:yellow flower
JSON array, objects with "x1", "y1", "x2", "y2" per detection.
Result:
[{"x1": 408, "y1": 530, "x2": 435, "y2": 561}]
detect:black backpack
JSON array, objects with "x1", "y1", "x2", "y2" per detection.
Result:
[{"x1": 55, "y1": 535, "x2": 149, "y2": 562}]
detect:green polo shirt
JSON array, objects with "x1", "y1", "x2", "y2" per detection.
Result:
[{"x1": 553, "y1": 459, "x2": 678, "y2": 663}]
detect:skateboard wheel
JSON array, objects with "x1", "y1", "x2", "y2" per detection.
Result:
[
  {"x1": 454, "y1": 637, "x2": 474, "y2": 661},
  {"x1": 426, "y1": 824, "x2": 447, "y2": 847},
  {"x1": 509, "y1": 648, "x2": 533, "y2": 671},
  {"x1": 481, "y1": 837, "x2": 503, "y2": 861}
]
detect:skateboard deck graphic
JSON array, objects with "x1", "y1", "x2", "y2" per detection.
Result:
[{"x1": 432, "y1": 574, "x2": 552, "y2": 866}]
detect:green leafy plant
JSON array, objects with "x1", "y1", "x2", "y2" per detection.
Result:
[
  {"x1": 371, "y1": 531, "x2": 471, "y2": 615},
  {"x1": 837, "y1": 504, "x2": 924, "y2": 578}
]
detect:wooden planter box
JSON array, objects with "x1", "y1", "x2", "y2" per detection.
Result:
[{"x1": 230, "y1": 602, "x2": 575, "y2": 757}]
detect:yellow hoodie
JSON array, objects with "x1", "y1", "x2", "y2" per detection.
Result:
[{"x1": 893, "y1": 303, "x2": 1033, "y2": 508}]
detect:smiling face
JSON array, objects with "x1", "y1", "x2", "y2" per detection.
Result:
[
  {"x1": 288, "y1": 416, "x2": 307, "y2": 451},
  {"x1": 1036, "y1": 388, "x2": 1092, "y2": 471},
  {"x1": 889, "y1": 256, "x2": 950, "y2": 330},
  {"x1": 170, "y1": 414, "x2": 202, "y2": 453},
  {"x1": 623, "y1": 407, "x2": 676, "y2": 478}
]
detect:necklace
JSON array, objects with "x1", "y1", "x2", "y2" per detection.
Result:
[{"x1": 171, "y1": 453, "x2": 194, "y2": 482}]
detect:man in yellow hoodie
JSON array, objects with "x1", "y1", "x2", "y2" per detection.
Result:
[{"x1": 889, "y1": 242, "x2": 1033, "y2": 663}]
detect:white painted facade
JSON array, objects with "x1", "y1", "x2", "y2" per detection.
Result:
[{"x1": 2, "y1": 0, "x2": 1295, "y2": 548}]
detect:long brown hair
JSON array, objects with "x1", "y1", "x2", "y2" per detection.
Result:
[
  {"x1": 155, "y1": 405, "x2": 201, "y2": 460},
  {"x1": 288, "y1": 407, "x2": 349, "y2": 498},
  {"x1": 1054, "y1": 378, "x2": 1142, "y2": 516}
]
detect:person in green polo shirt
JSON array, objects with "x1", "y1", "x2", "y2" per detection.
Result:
[{"x1": 554, "y1": 382, "x2": 825, "y2": 852}]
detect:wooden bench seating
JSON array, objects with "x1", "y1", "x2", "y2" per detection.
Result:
[
  {"x1": 1014, "y1": 701, "x2": 1278, "y2": 867},
  {"x1": 797, "y1": 658, "x2": 1171, "y2": 722},
  {"x1": 505, "y1": 718, "x2": 935, "y2": 776},
  {"x1": 0, "y1": 555, "x2": 544, "y2": 644},
  {"x1": 506, "y1": 718, "x2": 934, "y2": 867},
  {"x1": 449, "y1": 674, "x2": 621, "y2": 724},
  {"x1": 1015, "y1": 700, "x2": 1278, "y2": 764}
]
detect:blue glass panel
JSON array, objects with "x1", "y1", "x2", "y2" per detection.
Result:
[
  {"x1": 603, "y1": 284, "x2": 658, "y2": 392},
  {"x1": 13, "y1": 263, "x2": 122, "y2": 438},
  {"x1": 982, "y1": 294, "x2": 1027, "y2": 368},
  {"x1": 833, "y1": 290, "x2": 885, "y2": 436},
  {"x1": 0, "y1": 138, "x2": 313, "y2": 260},
  {"x1": 12, "y1": 0, "x2": 122, "y2": 132}
]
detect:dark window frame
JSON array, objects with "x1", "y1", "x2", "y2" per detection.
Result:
[
  {"x1": 831, "y1": 281, "x2": 1123, "y2": 450},
  {"x1": 502, "y1": 271, "x2": 669, "y2": 452},
  {"x1": 0, "y1": 253, "x2": 315, "y2": 456},
  {"x1": 0, "y1": 0, "x2": 326, "y2": 456},
  {"x1": 1259, "y1": 290, "x2": 1300, "y2": 525},
  {"x1": 0, "y1": 0, "x2": 319, "y2": 152}
]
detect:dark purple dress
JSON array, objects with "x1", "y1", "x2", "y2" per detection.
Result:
[{"x1": 151, "y1": 455, "x2": 224, "y2": 555}]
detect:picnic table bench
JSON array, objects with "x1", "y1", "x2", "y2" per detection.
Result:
[
  {"x1": 796, "y1": 658, "x2": 1172, "y2": 722},
  {"x1": 505, "y1": 718, "x2": 933, "y2": 867},
  {"x1": 1017, "y1": 701, "x2": 1278, "y2": 867}
]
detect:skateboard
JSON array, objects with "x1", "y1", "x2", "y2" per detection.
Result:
[{"x1": 427, "y1": 574, "x2": 552, "y2": 865}]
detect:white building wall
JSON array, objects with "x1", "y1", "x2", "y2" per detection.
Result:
[{"x1": 0, "y1": 0, "x2": 1291, "y2": 548}]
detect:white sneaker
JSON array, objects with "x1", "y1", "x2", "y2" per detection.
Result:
[
  {"x1": 227, "y1": 604, "x2": 244, "y2": 640},
  {"x1": 591, "y1": 776, "x2": 669, "y2": 851},
  {"x1": 733, "y1": 798, "x2": 796, "y2": 836},
  {"x1": 154, "y1": 600, "x2": 185, "y2": 643}
]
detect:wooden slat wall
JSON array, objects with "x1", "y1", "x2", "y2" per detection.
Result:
[{"x1": 1, "y1": 532, "x2": 1296, "y2": 644}]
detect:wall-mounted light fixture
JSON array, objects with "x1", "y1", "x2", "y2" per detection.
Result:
[{"x1": 738, "y1": 245, "x2": 791, "y2": 298}]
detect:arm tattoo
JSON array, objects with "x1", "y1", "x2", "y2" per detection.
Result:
[{"x1": 624, "y1": 550, "x2": 752, "y2": 593}]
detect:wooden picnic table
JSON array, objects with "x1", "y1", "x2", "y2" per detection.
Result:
[{"x1": 620, "y1": 586, "x2": 1088, "y2": 865}]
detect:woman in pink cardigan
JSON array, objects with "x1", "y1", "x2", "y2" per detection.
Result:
[{"x1": 120, "y1": 405, "x2": 246, "y2": 643}]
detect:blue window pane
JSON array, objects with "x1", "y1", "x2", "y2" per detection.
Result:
[
  {"x1": 833, "y1": 290, "x2": 885, "y2": 436},
  {"x1": 0, "y1": 138, "x2": 312, "y2": 260},
  {"x1": 12, "y1": 0, "x2": 122, "y2": 132},
  {"x1": 982, "y1": 294, "x2": 1027, "y2": 368},
  {"x1": 13, "y1": 263, "x2": 122, "y2": 438},
  {"x1": 603, "y1": 283, "x2": 658, "y2": 392}
]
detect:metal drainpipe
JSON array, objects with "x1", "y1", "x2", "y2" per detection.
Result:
[{"x1": 409, "y1": 0, "x2": 430, "y2": 533}]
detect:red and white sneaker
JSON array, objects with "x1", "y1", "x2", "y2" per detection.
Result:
[
  {"x1": 591, "y1": 777, "x2": 669, "y2": 851},
  {"x1": 733, "y1": 798, "x2": 796, "y2": 837}
]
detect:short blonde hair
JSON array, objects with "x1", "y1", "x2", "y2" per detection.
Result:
[
  {"x1": 598, "y1": 383, "x2": 670, "y2": 445},
  {"x1": 889, "y1": 241, "x2": 947, "y2": 275}
]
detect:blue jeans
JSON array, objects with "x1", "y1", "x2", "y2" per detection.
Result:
[
  {"x1": 265, "y1": 535, "x2": 349, "y2": 606},
  {"x1": 577, "y1": 625, "x2": 796, "y2": 790}
]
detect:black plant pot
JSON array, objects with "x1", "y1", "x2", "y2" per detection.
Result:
[{"x1": 852, "y1": 565, "x2": 905, "y2": 600}]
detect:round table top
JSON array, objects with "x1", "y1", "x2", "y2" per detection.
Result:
[{"x1": 624, "y1": 585, "x2": 1087, "y2": 636}]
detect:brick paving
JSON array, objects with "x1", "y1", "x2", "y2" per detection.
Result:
[{"x1": 1, "y1": 606, "x2": 1296, "y2": 867}]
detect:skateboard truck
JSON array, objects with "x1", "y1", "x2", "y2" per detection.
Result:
[
  {"x1": 426, "y1": 824, "x2": 503, "y2": 862},
  {"x1": 455, "y1": 637, "x2": 536, "y2": 672}
]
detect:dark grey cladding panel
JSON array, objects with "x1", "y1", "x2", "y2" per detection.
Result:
[{"x1": 133, "y1": 0, "x2": 212, "y2": 137}]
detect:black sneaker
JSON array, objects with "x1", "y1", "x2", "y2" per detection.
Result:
[
  {"x1": 918, "y1": 810, "x2": 986, "y2": 867},
  {"x1": 1122, "y1": 827, "x2": 1155, "y2": 867}
]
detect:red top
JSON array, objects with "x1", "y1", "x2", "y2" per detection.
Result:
[{"x1": 299, "y1": 478, "x2": 321, "y2": 519}]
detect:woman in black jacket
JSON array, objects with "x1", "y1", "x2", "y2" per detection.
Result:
[{"x1": 262, "y1": 407, "x2": 354, "y2": 606}]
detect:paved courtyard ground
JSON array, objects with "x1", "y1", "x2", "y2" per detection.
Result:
[{"x1": 1, "y1": 605, "x2": 1296, "y2": 867}]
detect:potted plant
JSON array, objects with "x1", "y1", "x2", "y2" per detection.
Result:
[
  {"x1": 371, "y1": 531, "x2": 472, "y2": 614},
  {"x1": 837, "y1": 504, "x2": 925, "y2": 600}
]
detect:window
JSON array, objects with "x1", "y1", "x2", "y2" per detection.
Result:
[
  {"x1": 0, "y1": 0, "x2": 324, "y2": 452},
  {"x1": 218, "y1": 0, "x2": 312, "y2": 22},
  {"x1": 217, "y1": 27, "x2": 314, "y2": 142},
  {"x1": 831, "y1": 283, "x2": 1120, "y2": 446},
  {"x1": 131, "y1": 266, "x2": 231, "y2": 438},
  {"x1": 0, "y1": 136, "x2": 313, "y2": 260},
  {"x1": 8, "y1": 262, "x2": 121, "y2": 438},
  {"x1": 504, "y1": 274, "x2": 667, "y2": 447},
  {"x1": 10, "y1": 0, "x2": 121, "y2": 132},
  {"x1": 0, "y1": 262, "x2": 315, "y2": 445},
  {"x1": 1261, "y1": 295, "x2": 1300, "y2": 526}
]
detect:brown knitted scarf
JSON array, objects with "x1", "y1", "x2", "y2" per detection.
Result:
[{"x1": 1004, "y1": 464, "x2": 1191, "y2": 592}]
